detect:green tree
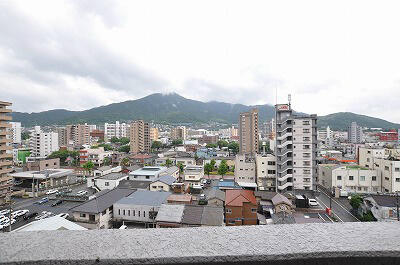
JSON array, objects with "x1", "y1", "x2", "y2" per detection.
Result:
[
  {"x1": 210, "y1": 159, "x2": 216, "y2": 170},
  {"x1": 165, "y1": 159, "x2": 173, "y2": 168},
  {"x1": 121, "y1": 157, "x2": 130, "y2": 168},
  {"x1": 177, "y1": 162, "x2": 184, "y2": 181},
  {"x1": 103, "y1": 157, "x2": 111, "y2": 166},
  {"x1": 110, "y1": 137, "x2": 119, "y2": 143},
  {"x1": 206, "y1": 143, "x2": 217, "y2": 148},
  {"x1": 204, "y1": 163, "x2": 213, "y2": 176},
  {"x1": 119, "y1": 137, "x2": 130, "y2": 145},
  {"x1": 118, "y1": 145, "x2": 130, "y2": 153},
  {"x1": 98, "y1": 143, "x2": 113, "y2": 151},
  {"x1": 82, "y1": 161, "x2": 94, "y2": 178},
  {"x1": 217, "y1": 140, "x2": 229, "y2": 149},
  {"x1": 217, "y1": 160, "x2": 228, "y2": 177},
  {"x1": 228, "y1": 142, "x2": 239, "y2": 155},
  {"x1": 48, "y1": 150, "x2": 79, "y2": 165},
  {"x1": 350, "y1": 194, "x2": 363, "y2": 210},
  {"x1": 21, "y1": 132, "x2": 30, "y2": 140},
  {"x1": 151, "y1": 141, "x2": 162, "y2": 151},
  {"x1": 172, "y1": 139, "x2": 183, "y2": 146}
]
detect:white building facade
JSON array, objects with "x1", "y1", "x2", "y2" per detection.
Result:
[
  {"x1": 10, "y1": 122, "x2": 22, "y2": 144},
  {"x1": 104, "y1": 121, "x2": 129, "y2": 140},
  {"x1": 29, "y1": 126, "x2": 59, "y2": 157}
]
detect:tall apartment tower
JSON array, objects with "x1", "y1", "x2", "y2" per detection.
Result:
[
  {"x1": 130, "y1": 120, "x2": 150, "y2": 154},
  {"x1": 66, "y1": 124, "x2": 90, "y2": 147},
  {"x1": 30, "y1": 126, "x2": 59, "y2": 157},
  {"x1": 275, "y1": 103, "x2": 317, "y2": 192},
  {"x1": 171, "y1": 126, "x2": 187, "y2": 140},
  {"x1": 10, "y1": 122, "x2": 21, "y2": 144},
  {"x1": 150, "y1": 127, "x2": 159, "y2": 142},
  {"x1": 0, "y1": 101, "x2": 13, "y2": 204},
  {"x1": 347, "y1": 122, "x2": 363, "y2": 144},
  {"x1": 104, "y1": 121, "x2": 128, "y2": 140},
  {"x1": 239, "y1": 108, "x2": 259, "y2": 154},
  {"x1": 57, "y1": 127, "x2": 68, "y2": 147}
]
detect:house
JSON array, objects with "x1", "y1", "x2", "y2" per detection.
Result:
[
  {"x1": 225, "y1": 189, "x2": 257, "y2": 226},
  {"x1": 167, "y1": 194, "x2": 193, "y2": 205},
  {"x1": 217, "y1": 179, "x2": 242, "y2": 191},
  {"x1": 128, "y1": 166, "x2": 168, "y2": 181},
  {"x1": 175, "y1": 157, "x2": 196, "y2": 167},
  {"x1": 183, "y1": 165, "x2": 204, "y2": 183},
  {"x1": 88, "y1": 166, "x2": 122, "y2": 189},
  {"x1": 364, "y1": 195, "x2": 399, "y2": 221},
  {"x1": 79, "y1": 147, "x2": 112, "y2": 166},
  {"x1": 130, "y1": 153, "x2": 156, "y2": 166},
  {"x1": 159, "y1": 166, "x2": 179, "y2": 178},
  {"x1": 117, "y1": 179, "x2": 151, "y2": 190},
  {"x1": 91, "y1": 173, "x2": 129, "y2": 191},
  {"x1": 113, "y1": 190, "x2": 171, "y2": 227},
  {"x1": 70, "y1": 188, "x2": 134, "y2": 229},
  {"x1": 14, "y1": 216, "x2": 87, "y2": 232},
  {"x1": 150, "y1": 175, "x2": 177, "y2": 192},
  {"x1": 155, "y1": 204, "x2": 185, "y2": 228},
  {"x1": 205, "y1": 189, "x2": 225, "y2": 207},
  {"x1": 254, "y1": 191, "x2": 293, "y2": 216}
]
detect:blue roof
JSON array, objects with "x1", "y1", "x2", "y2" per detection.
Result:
[
  {"x1": 153, "y1": 175, "x2": 176, "y2": 185},
  {"x1": 115, "y1": 190, "x2": 171, "y2": 206}
]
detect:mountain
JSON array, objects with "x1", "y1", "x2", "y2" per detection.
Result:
[{"x1": 11, "y1": 93, "x2": 400, "y2": 130}]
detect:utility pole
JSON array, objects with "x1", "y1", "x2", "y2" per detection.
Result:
[{"x1": 396, "y1": 192, "x2": 399, "y2": 222}]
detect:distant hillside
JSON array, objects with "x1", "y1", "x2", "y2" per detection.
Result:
[{"x1": 11, "y1": 93, "x2": 400, "y2": 130}]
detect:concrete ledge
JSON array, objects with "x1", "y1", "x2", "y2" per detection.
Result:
[{"x1": 1, "y1": 222, "x2": 400, "y2": 265}]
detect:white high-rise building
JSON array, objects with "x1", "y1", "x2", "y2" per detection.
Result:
[
  {"x1": 29, "y1": 126, "x2": 59, "y2": 158},
  {"x1": 348, "y1": 122, "x2": 363, "y2": 144},
  {"x1": 104, "y1": 121, "x2": 129, "y2": 140},
  {"x1": 10, "y1": 122, "x2": 22, "y2": 144}
]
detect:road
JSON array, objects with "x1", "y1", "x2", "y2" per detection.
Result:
[{"x1": 316, "y1": 189, "x2": 359, "y2": 222}]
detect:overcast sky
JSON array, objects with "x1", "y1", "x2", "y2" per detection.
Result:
[{"x1": 1, "y1": 1, "x2": 400, "y2": 122}]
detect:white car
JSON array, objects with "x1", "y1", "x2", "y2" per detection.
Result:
[
  {"x1": 46, "y1": 189, "x2": 59, "y2": 195},
  {"x1": 192, "y1": 183, "x2": 202, "y2": 189},
  {"x1": 13, "y1": 210, "x2": 29, "y2": 218},
  {"x1": 308, "y1": 199, "x2": 319, "y2": 207},
  {"x1": 76, "y1": 190, "x2": 88, "y2": 196},
  {"x1": 35, "y1": 211, "x2": 53, "y2": 220},
  {"x1": 0, "y1": 209, "x2": 10, "y2": 216},
  {"x1": 201, "y1": 179, "x2": 207, "y2": 184},
  {"x1": 56, "y1": 213, "x2": 69, "y2": 219}
]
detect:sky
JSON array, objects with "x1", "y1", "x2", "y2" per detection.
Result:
[{"x1": 1, "y1": 1, "x2": 400, "y2": 122}]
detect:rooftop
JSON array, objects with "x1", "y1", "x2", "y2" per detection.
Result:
[
  {"x1": 97, "y1": 172, "x2": 127, "y2": 180},
  {"x1": 117, "y1": 180, "x2": 151, "y2": 190},
  {"x1": 152, "y1": 175, "x2": 176, "y2": 185},
  {"x1": 14, "y1": 216, "x2": 87, "y2": 232},
  {"x1": 225, "y1": 190, "x2": 257, "y2": 207},
  {"x1": 156, "y1": 204, "x2": 185, "y2": 223},
  {"x1": 130, "y1": 166, "x2": 167, "y2": 176},
  {"x1": 115, "y1": 190, "x2": 171, "y2": 206},
  {"x1": 10, "y1": 168, "x2": 74, "y2": 179}
]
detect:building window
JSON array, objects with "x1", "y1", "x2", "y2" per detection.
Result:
[
  {"x1": 123, "y1": 210, "x2": 125, "y2": 215},
  {"x1": 138, "y1": 211, "x2": 140, "y2": 217},
  {"x1": 128, "y1": 210, "x2": 130, "y2": 216},
  {"x1": 118, "y1": 209, "x2": 120, "y2": 215},
  {"x1": 226, "y1": 209, "x2": 232, "y2": 214},
  {"x1": 152, "y1": 186, "x2": 157, "y2": 189},
  {"x1": 251, "y1": 208, "x2": 257, "y2": 213},
  {"x1": 144, "y1": 211, "x2": 146, "y2": 218},
  {"x1": 337, "y1": 176, "x2": 342, "y2": 180},
  {"x1": 133, "y1": 210, "x2": 135, "y2": 216},
  {"x1": 396, "y1": 178, "x2": 400, "y2": 182},
  {"x1": 349, "y1": 176, "x2": 354, "y2": 181},
  {"x1": 105, "y1": 182, "x2": 109, "y2": 186},
  {"x1": 385, "y1": 166, "x2": 390, "y2": 171},
  {"x1": 372, "y1": 176, "x2": 376, "y2": 181},
  {"x1": 268, "y1": 161, "x2": 275, "y2": 165},
  {"x1": 395, "y1": 168, "x2": 400, "y2": 172},
  {"x1": 80, "y1": 213, "x2": 86, "y2": 218}
]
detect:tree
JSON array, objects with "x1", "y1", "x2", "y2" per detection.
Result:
[
  {"x1": 121, "y1": 157, "x2": 130, "y2": 168},
  {"x1": 151, "y1": 141, "x2": 162, "y2": 151},
  {"x1": 98, "y1": 143, "x2": 113, "y2": 151},
  {"x1": 177, "y1": 162, "x2": 184, "y2": 181},
  {"x1": 204, "y1": 163, "x2": 213, "y2": 176},
  {"x1": 228, "y1": 142, "x2": 239, "y2": 155},
  {"x1": 217, "y1": 140, "x2": 229, "y2": 149},
  {"x1": 119, "y1": 137, "x2": 130, "y2": 145},
  {"x1": 350, "y1": 194, "x2": 363, "y2": 210},
  {"x1": 172, "y1": 139, "x2": 183, "y2": 146},
  {"x1": 21, "y1": 132, "x2": 30, "y2": 140},
  {"x1": 103, "y1": 157, "x2": 111, "y2": 166},
  {"x1": 206, "y1": 143, "x2": 217, "y2": 148},
  {"x1": 48, "y1": 150, "x2": 79, "y2": 165},
  {"x1": 165, "y1": 159, "x2": 173, "y2": 168},
  {"x1": 118, "y1": 145, "x2": 130, "y2": 153},
  {"x1": 82, "y1": 161, "x2": 94, "y2": 178},
  {"x1": 218, "y1": 160, "x2": 228, "y2": 177},
  {"x1": 110, "y1": 137, "x2": 119, "y2": 143},
  {"x1": 210, "y1": 159, "x2": 216, "y2": 170}
]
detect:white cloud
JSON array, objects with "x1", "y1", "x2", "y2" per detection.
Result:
[{"x1": 1, "y1": 0, "x2": 400, "y2": 122}]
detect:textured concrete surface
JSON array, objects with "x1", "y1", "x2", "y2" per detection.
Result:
[{"x1": 1, "y1": 222, "x2": 400, "y2": 264}]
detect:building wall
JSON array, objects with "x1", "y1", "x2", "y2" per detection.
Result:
[
  {"x1": 113, "y1": 204, "x2": 158, "y2": 223},
  {"x1": 95, "y1": 176, "x2": 128, "y2": 191},
  {"x1": 235, "y1": 154, "x2": 256, "y2": 184},
  {"x1": 171, "y1": 126, "x2": 186, "y2": 140},
  {"x1": 104, "y1": 121, "x2": 128, "y2": 140},
  {"x1": 0, "y1": 101, "x2": 13, "y2": 204},
  {"x1": 66, "y1": 124, "x2": 90, "y2": 147},
  {"x1": 348, "y1": 122, "x2": 363, "y2": 144},
  {"x1": 239, "y1": 108, "x2": 259, "y2": 154},
  {"x1": 225, "y1": 203, "x2": 257, "y2": 226},
  {"x1": 255, "y1": 154, "x2": 276, "y2": 191},
  {"x1": 72, "y1": 208, "x2": 112, "y2": 229},
  {"x1": 26, "y1": 158, "x2": 60, "y2": 171},
  {"x1": 29, "y1": 126, "x2": 59, "y2": 157},
  {"x1": 149, "y1": 181, "x2": 171, "y2": 192},
  {"x1": 57, "y1": 127, "x2": 68, "y2": 147},
  {"x1": 130, "y1": 120, "x2": 150, "y2": 154},
  {"x1": 10, "y1": 122, "x2": 21, "y2": 144},
  {"x1": 183, "y1": 166, "x2": 204, "y2": 182}
]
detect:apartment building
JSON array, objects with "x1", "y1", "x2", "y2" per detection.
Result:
[
  {"x1": 104, "y1": 121, "x2": 129, "y2": 140},
  {"x1": 66, "y1": 124, "x2": 90, "y2": 147},
  {"x1": 319, "y1": 164, "x2": 380, "y2": 194},
  {"x1": 57, "y1": 127, "x2": 68, "y2": 147},
  {"x1": 130, "y1": 120, "x2": 150, "y2": 154},
  {"x1": 79, "y1": 147, "x2": 112, "y2": 166},
  {"x1": 275, "y1": 103, "x2": 318, "y2": 192},
  {"x1": 234, "y1": 154, "x2": 257, "y2": 189},
  {"x1": 171, "y1": 126, "x2": 187, "y2": 140},
  {"x1": 29, "y1": 126, "x2": 59, "y2": 158},
  {"x1": 10, "y1": 122, "x2": 21, "y2": 144},
  {"x1": 348, "y1": 122, "x2": 363, "y2": 144},
  {"x1": 239, "y1": 108, "x2": 259, "y2": 154},
  {"x1": 0, "y1": 101, "x2": 13, "y2": 205},
  {"x1": 255, "y1": 154, "x2": 276, "y2": 191},
  {"x1": 150, "y1": 127, "x2": 159, "y2": 142}
]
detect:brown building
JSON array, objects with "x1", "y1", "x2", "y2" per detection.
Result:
[
  {"x1": 200, "y1": 134, "x2": 219, "y2": 145},
  {"x1": 25, "y1": 158, "x2": 60, "y2": 171},
  {"x1": 239, "y1": 108, "x2": 259, "y2": 154},
  {"x1": 171, "y1": 126, "x2": 186, "y2": 140},
  {"x1": 66, "y1": 124, "x2": 90, "y2": 147},
  {"x1": 0, "y1": 101, "x2": 13, "y2": 204},
  {"x1": 90, "y1": 129, "x2": 105, "y2": 142},
  {"x1": 130, "y1": 120, "x2": 150, "y2": 154},
  {"x1": 225, "y1": 189, "x2": 257, "y2": 226},
  {"x1": 150, "y1": 127, "x2": 159, "y2": 142},
  {"x1": 57, "y1": 127, "x2": 68, "y2": 147}
]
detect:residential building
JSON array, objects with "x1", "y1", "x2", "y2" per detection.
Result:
[
  {"x1": 255, "y1": 154, "x2": 276, "y2": 191},
  {"x1": 364, "y1": 195, "x2": 399, "y2": 221},
  {"x1": 205, "y1": 189, "x2": 225, "y2": 207},
  {"x1": 234, "y1": 154, "x2": 257, "y2": 189},
  {"x1": 130, "y1": 120, "x2": 150, "y2": 154},
  {"x1": 200, "y1": 134, "x2": 219, "y2": 145},
  {"x1": 128, "y1": 166, "x2": 168, "y2": 181},
  {"x1": 319, "y1": 164, "x2": 380, "y2": 194},
  {"x1": 175, "y1": 157, "x2": 196, "y2": 167},
  {"x1": 113, "y1": 190, "x2": 171, "y2": 227},
  {"x1": 159, "y1": 166, "x2": 179, "y2": 178},
  {"x1": 117, "y1": 179, "x2": 151, "y2": 190},
  {"x1": 348, "y1": 122, "x2": 363, "y2": 144},
  {"x1": 149, "y1": 175, "x2": 177, "y2": 192},
  {"x1": 71, "y1": 188, "x2": 134, "y2": 229},
  {"x1": 25, "y1": 158, "x2": 60, "y2": 171},
  {"x1": 91, "y1": 173, "x2": 129, "y2": 191},
  {"x1": 150, "y1": 127, "x2": 159, "y2": 142},
  {"x1": 225, "y1": 190, "x2": 257, "y2": 226},
  {"x1": 167, "y1": 194, "x2": 193, "y2": 205},
  {"x1": 66, "y1": 124, "x2": 90, "y2": 147},
  {"x1": 104, "y1": 121, "x2": 129, "y2": 140},
  {"x1": 155, "y1": 204, "x2": 185, "y2": 228},
  {"x1": 0, "y1": 101, "x2": 13, "y2": 204},
  {"x1": 130, "y1": 153, "x2": 155, "y2": 166},
  {"x1": 90, "y1": 130, "x2": 105, "y2": 142},
  {"x1": 275, "y1": 103, "x2": 317, "y2": 192},
  {"x1": 10, "y1": 121, "x2": 21, "y2": 144},
  {"x1": 29, "y1": 126, "x2": 59, "y2": 157},
  {"x1": 171, "y1": 126, "x2": 187, "y2": 140},
  {"x1": 183, "y1": 165, "x2": 204, "y2": 183},
  {"x1": 57, "y1": 127, "x2": 68, "y2": 147},
  {"x1": 238, "y1": 108, "x2": 259, "y2": 154},
  {"x1": 377, "y1": 130, "x2": 398, "y2": 142},
  {"x1": 79, "y1": 147, "x2": 112, "y2": 166}
]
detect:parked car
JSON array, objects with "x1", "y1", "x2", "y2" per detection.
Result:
[
  {"x1": 76, "y1": 190, "x2": 88, "y2": 196},
  {"x1": 0, "y1": 209, "x2": 10, "y2": 216},
  {"x1": 13, "y1": 210, "x2": 29, "y2": 218},
  {"x1": 46, "y1": 189, "x2": 59, "y2": 195},
  {"x1": 34, "y1": 197, "x2": 49, "y2": 205},
  {"x1": 24, "y1": 212, "x2": 38, "y2": 220},
  {"x1": 35, "y1": 211, "x2": 52, "y2": 220},
  {"x1": 199, "y1": 194, "x2": 206, "y2": 200},
  {"x1": 56, "y1": 213, "x2": 69, "y2": 219},
  {"x1": 201, "y1": 179, "x2": 207, "y2": 185},
  {"x1": 308, "y1": 199, "x2": 319, "y2": 207},
  {"x1": 0, "y1": 217, "x2": 14, "y2": 226},
  {"x1": 206, "y1": 179, "x2": 211, "y2": 185},
  {"x1": 51, "y1": 200, "x2": 63, "y2": 207},
  {"x1": 63, "y1": 188, "x2": 73, "y2": 193}
]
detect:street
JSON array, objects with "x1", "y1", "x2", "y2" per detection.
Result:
[{"x1": 316, "y1": 189, "x2": 359, "y2": 222}]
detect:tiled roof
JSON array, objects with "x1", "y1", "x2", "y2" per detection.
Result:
[
  {"x1": 201, "y1": 206, "x2": 224, "y2": 226},
  {"x1": 167, "y1": 194, "x2": 192, "y2": 203},
  {"x1": 225, "y1": 190, "x2": 256, "y2": 207},
  {"x1": 271, "y1": 193, "x2": 292, "y2": 206},
  {"x1": 254, "y1": 191, "x2": 277, "y2": 201},
  {"x1": 117, "y1": 180, "x2": 151, "y2": 190}
]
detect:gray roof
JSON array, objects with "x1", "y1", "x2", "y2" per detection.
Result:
[
  {"x1": 72, "y1": 188, "x2": 134, "y2": 214},
  {"x1": 254, "y1": 191, "x2": 277, "y2": 201},
  {"x1": 201, "y1": 206, "x2": 224, "y2": 226},
  {"x1": 152, "y1": 175, "x2": 176, "y2": 185},
  {"x1": 161, "y1": 166, "x2": 179, "y2": 175},
  {"x1": 206, "y1": 189, "x2": 225, "y2": 202},
  {"x1": 370, "y1": 195, "x2": 398, "y2": 207},
  {"x1": 98, "y1": 172, "x2": 127, "y2": 180},
  {"x1": 272, "y1": 212, "x2": 296, "y2": 224},
  {"x1": 126, "y1": 165, "x2": 141, "y2": 172},
  {"x1": 182, "y1": 205, "x2": 203, "y2": 225},
  {"x1": 115, "y1": 190, "x2": 171, "y2": 207},
  {"x1": 155, "y1": 204, "x2": 185, "y2": 223},
  {"x1": 97, "y1": 166, "x2": 112, "y2": 171},
  {"x1": 271, "y1": 193, "x2": 292, "y2": 206},
  {"x1": 117, "y1": 180, "x2": 151, "y2": 190}
]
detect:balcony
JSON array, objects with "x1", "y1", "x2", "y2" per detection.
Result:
[
  {"x1": 0, "y1": 167, "x2": 12, "y2": 175},
  {"x1": 2, "y1": 222, "x2": 399, "y2": 264},
  {"x1": 0, "y1": 160, "x2": 12, "y2": 167},
  {"x1": 0, "y1": 115, "x2": 12, "y2": 121}
]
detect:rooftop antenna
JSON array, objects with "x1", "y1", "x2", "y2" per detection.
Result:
[{"x1": 288, "y1": 94, "x2": 291, "y2": 108}]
